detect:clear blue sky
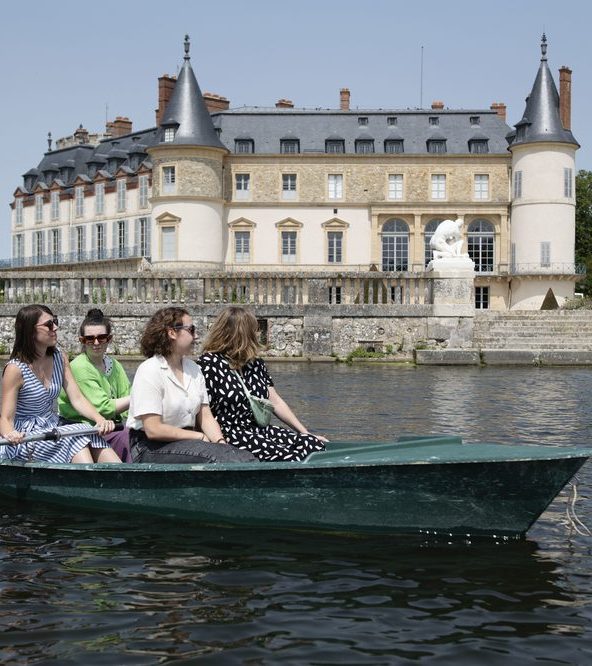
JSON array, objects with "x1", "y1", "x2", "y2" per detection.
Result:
[{"x1": 1, "y1": 0, "x2": 590, "y2": 259}]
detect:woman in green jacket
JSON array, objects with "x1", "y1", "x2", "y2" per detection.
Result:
[{"x1": 58, "y1": 309, "x2": 131, "y2": 461}]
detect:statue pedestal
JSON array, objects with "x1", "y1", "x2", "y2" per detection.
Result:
[{"x1": 427, "y1": 255, "x2": 475, "y2": 276}]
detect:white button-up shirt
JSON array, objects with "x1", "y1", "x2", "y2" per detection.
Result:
[{"x1": 126, "y1": 355, "x2": 209, "y2": 431}]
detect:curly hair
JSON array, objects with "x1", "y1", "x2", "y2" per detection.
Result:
[
  {"x1": 10, "y1": 304, "x2": 57, "y2": 363},
  {"x1": 140, "y1": 307, "x2": 189, "y2": 358},
  {"x1": 201, "y1": 306, "x2": 261, "y2": 369}
]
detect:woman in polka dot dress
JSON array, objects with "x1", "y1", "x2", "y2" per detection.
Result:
[{"x1": 198, "y1": 307, "x2": 327, "y2": 462}]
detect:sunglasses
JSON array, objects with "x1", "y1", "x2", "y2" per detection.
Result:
[
  {"x1": 172, "y1": 324, "x2": 196, "y2": 336},
  {"x1": 80, "y1": 334, "x2": 112, "y2": 345},
  {"x1": 37, "y1": 317, "x2": 59, "y2": 331}
]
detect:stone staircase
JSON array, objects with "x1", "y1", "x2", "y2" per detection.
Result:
[{"x1": 473, "y1": 310, "x2": 592, "y2": 351}]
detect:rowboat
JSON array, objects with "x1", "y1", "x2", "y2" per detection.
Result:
[{"x1": 1, "y1": 432, "x2": 590, "y2": 537}]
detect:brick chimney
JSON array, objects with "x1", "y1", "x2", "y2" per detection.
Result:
[
  {"x1": 106, "y1": 116, "x2": 133, "y2": 137},
  {"x1": 490, "y1": 102, "x2": 507, "y2": 121},
  {"x1": 74, "y1": 124, "x2": 89, "y2": 144},
  {"x1": 276, "y1": 98, "x2": 294, "y2": 108},
  {"x1": 431, "y1": 100, "x2": 444, "y2": 110},
  {"x1": 559, "y1": 66, "x2": 572, "y2": 130},
  {"x1": 203, "y1": 92, "x2": 230, "y2": 112},
  {"x1": 340, "y1": 88, "x2": 350, "y2": 111},
  {"x1": 155, "y1": 74, "x2": 177, "y2": 125}
]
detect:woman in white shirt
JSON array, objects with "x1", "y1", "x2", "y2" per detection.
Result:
[{"x1": 127, "y1": 307, "x2": 256, "y2": 464}]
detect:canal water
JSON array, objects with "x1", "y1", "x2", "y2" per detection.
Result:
[{"x1": 1, "y1": 363, "x2": 591, "y2": 664}]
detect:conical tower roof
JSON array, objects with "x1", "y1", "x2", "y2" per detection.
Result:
[
  {"x1": 159, "y1": 35, "x2": 226, "y2": 150},
  {"x1": 510, "y1": 34, "x2": 578, "y2": 148}
]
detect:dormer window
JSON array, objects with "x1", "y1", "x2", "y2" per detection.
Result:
[
  {"x1": 358, "y1": 117, "x2": 368, "y2": 126},
  {"x1": 427, "y1": 139, "x2": 447, "y2": 154},
  {"x1": 469, "y1": 139, "x2": 489, "y2": 154},
  {"x1": 429, "y1": 116, "x2": 439, "y2": 126},
  {"x1": 235, "y1": 139, "x2": 254, "y2": 154},
  {"x1": 470, "y1": 115, "x2": 480, "y2": 126},
  {"x1": 355, "y1": 139, "x2": 374, "y2": 154},
  {"x1": 325, "y1": 139, "x2": 345, "y2": 154},
  {"x1": 280, "y1": 139, "x2": 300, "y2": 154},
  {"x1": 164, "y1": 127, "x2": 176, "y2": 143},
  {"x1": 384, "y1": 139, "x2": 404, "y2": 154},
  {"x1": 387, "y1": 117, "x2": 398, "y2": 126}
]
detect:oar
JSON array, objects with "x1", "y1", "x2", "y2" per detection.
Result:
[{"x1": 0, "y1": 423, "x2": 124, "y2": 446}]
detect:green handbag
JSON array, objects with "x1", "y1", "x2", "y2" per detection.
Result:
[{"x1": 233, "y1": 370, "x2": 274, "y2": 427}]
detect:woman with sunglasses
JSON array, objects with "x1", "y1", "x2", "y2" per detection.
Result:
[
  {"x1": 0, "y1": 304, "x2": 120, "y2": 463},
  {"x1": 58, "y1": 309, "x2": 131, "y2": 462},
  {"x1": 126, "y1": 307, "x2": 256, "y2": 464}
]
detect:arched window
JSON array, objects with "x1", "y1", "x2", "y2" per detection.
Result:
[
  {"x1": 424, "y1": 219, "x2": 443, "y2": 267},
  {"x1": 468, "y1": 219, "x2": 494, "y2": 272},
  {"x1": 381, "y1": 219, "x2": 409, "y2": 271}
]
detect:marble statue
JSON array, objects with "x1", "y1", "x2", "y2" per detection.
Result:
[{"x1": 429, "y1": 218, "x2": 466, "y2": 259}]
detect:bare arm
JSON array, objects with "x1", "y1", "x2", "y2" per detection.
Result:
[
  {"x1": 140, "y1": 413, "x2": 207, "y2": 442},
  {"x1": 114, "y1": 396, "x2": 131, "y2": 414},
  {"x1": 196, "y1": 405, "x2": 227, "y2": 443},
  {"x1": 268, "y1": 387, "x2": 328, "y2": 441},
  {"x1": 0, "y1": 364, "x2": 24, "y2": 443}
]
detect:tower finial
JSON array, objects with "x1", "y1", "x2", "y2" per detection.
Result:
[
  {"x1": 541, "y1": 33, "x2": 547, "y2": 60},
  {"x1": 184, "y1": 34, "x2": 190, "y2": 60},
  {"x1": 47, "y1": 131, "x2": 52, "y2": 151}
]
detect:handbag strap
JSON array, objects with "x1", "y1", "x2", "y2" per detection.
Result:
[{"x1": 233, "y1": 369, "x2": 252, "y2": 399}]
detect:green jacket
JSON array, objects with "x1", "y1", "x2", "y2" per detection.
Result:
[{"x1": 58, "y1": 353, "x2": 131, "y2": 423}]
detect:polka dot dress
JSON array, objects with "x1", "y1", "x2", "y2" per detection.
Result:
[{"x1": 197, "y1": 352, "x2": 325, "y2": 462}]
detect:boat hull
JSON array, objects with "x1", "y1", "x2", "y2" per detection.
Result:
[{"x1": 0, "y1": 438, "x2": 589, "y2": 537}]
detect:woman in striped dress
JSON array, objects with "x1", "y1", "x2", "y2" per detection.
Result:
[{"x1": 0, "y1": 304, "x2": 120, "y2": 463}]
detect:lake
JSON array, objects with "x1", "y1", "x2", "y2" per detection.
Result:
[{"x1": 1, "y1": 363, "x2": 591, "y2": 664}]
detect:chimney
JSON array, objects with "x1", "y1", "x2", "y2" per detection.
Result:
[
  {"x1": 559, "y1": 66, "x2": 572, "y2": 130},
  {"x1": 74, "y1": 124, "x2": 89, "y2": 144},
  {"x1": 490, "y1": 102, "x2": 507, "y2": 122},
  {"x1": 106, "y1": 116, "x2": 133, "y2": 137},
  {"x1": 155, "y1": 74, "x2": 177, "y2": 125},
  {"x1": 431, "y1": 100, "x2": 444, "y2": 110},
  {"x1": 203, "y1": 92, "x2": 231, "y2": 112},
  {"x1": 340, "y1": 88, "x2": 350, "y2": 111},
  {"x1": 275, "y1": 98, "x2": 294, "y2": 108}
]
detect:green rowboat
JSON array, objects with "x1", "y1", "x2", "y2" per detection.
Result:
[{"x1": 0, "y1": 435, "x2": 590, "y2": 537}]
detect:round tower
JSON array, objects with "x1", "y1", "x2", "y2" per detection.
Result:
[
  {"x1": 508, "y1": 34, "x2": 579, "y2": 309},
  {"x1": 147, "y1": 35, "x2": 228, "y2": 268}
]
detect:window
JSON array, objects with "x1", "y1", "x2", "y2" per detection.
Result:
[
  {"x1": 75, "y1": 186, "x2": 85, "y2": 218},
  {"x1": 431, "y1": 174, "x2": 446, "y2": 200},
  {"x1": 95, "y1": 223, "x2": 106, "y2": 259},
  {"x1": 50, "y1": 228, "x2": 60, "y2": 263},
  {"x1": 35, "y1": 194, "x2": 44, "y2": 223},
  {"x1": 328, "y1": 174, "x2": 343, "y2": 199},
  {"x1": 475, "y1": 286, "x2": 490, "y2": 309},
  {"x1": 388, "y1": 174, "x2": 403, "y2": 200},
  {"x1": 470, "y1": 116, "x2": 480, "y2": 126},
  {"x1": 358, "y1": 117, "x2": 368, "y2": 126},
  {"x1": 564, "y1": 168, "x2": 573, "y2": 198},
  {"x1": 235, "y1": 173, "x2": 250, "y2": 200},
  {"x1": 235, "y1": 139, "x2": 254, "y2": 154},
  {"x1": 161, "y1": 226, "x2": 177, "y2": 261},
  {"x1": 163, "y1": 166, "x2": 176, "y2": 195},
  {"x1": 136, "y1": 217, "x2": 151, "y2": 258},
  {"x1": 468, "y1": 219, "x2": 495, "y2": 272},
  {"x1": 281, "y1": 231, "x2": 297, "y2": 263},
  {"x1": 13, "y1": 233, "x2": 24, "y2": 266},
  {"x1": 280, "y1": 139, "x2": 299, "y2": 154},
  {"x1": 34, "y1": 230, "x2": 44, "y2": 264},
  {"x1": 325, "y1": 139, "x2": 345, "y2": 154},
  {"x1": 139, "y1": 175, "x2": 149, "y2": 208},
  {"x1": 117, "y1": 179, "x2": 126, "y2": 211},
  {"x1": 429, "y1": 116, "x2": 439, "y2": 126},
  {"x1": 424, "y1": 219, "x2": 443, "y2": 267},
  {"x1": 327, "y1": 231, "x2": 343, "y2": 263},
  {"x1": 384, "y1": 140, "x2": 404, "y2": 154},
  {"x1": 75, "y1": 225, "x2": 85, "y2": 262},
  {"x1": 514, "y1": 170, "x2": 522, "y2": 198},
  {"x1": 95, "y1": 182, "x2": 105, "y2": 215},
  {"x1": 235, "y1": 231, "x2": 251, "y2": 263},
  {"x1": 355, "y1": 139, "x2": 374, "y2": 154},
  {"x1": 541, "y1": 241, "x2": 551, "y2": 267},
  {"x1": 381, "y1": 219, "x2": 409, "y2": 271},
  {"x1": 15, "y1": 198, "x2": 24, "y2": 226},
  {"x1": 469, "y1": 139, "x2": 489, "y2": 154},
  {"x1": 115, "y1": 220, "x2": 128, "y2": 259},
  {"x1": 474, "y1": 174, "x2": 489, "y2": 200},
  {"x1": 51, "y1": 191, "x2": 60, "y2": 221},
  {"x1": 427, "y1": 139, "x2": 447, "y2": 154},
  {"x1": 387, "y1": 116, "x2": 398, "y2": 126},
  {"x1": 164, "y1": 127, "x2": 176, "y2": 143},
  {"x1": 282, "y1": 174, "x2": 297, "y2": 200}
]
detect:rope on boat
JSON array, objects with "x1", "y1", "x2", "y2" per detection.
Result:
[{"x1": 564, "y1": 477, "x2": 592, "y2": 537}]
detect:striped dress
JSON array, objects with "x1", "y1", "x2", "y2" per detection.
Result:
[{"x1": 0, "y1": 352, "x2": 109, "y2": 463}]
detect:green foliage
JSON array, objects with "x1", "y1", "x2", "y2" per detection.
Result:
[
  {"x1": 346, "y1": 346, "x2": 385, "y2": 363},
  {"x1": 576, "y1": 170, "x2": 592, "y2": 295}
]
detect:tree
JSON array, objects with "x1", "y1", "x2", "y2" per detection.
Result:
[{"x1": 575, "y1": 170, "x2": 592, "y2": 295}]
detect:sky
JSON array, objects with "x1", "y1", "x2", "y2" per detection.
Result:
[{"x1": 1, "y1": 0, "x2": 590, "y2": 260}]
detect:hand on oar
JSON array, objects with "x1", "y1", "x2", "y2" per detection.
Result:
[
  {"x1": 0, "y1": 429, "x2": 25, "y2": 445},
  {"x1": 0, "y1": 423, "x2": 124, "y2": 447}
]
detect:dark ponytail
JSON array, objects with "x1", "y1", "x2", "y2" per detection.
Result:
[{"x1": 79, "y1": 308, "x2": 112, "y2": 337}]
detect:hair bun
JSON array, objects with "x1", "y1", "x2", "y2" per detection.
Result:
[{"x1": 86, "y1": 308, "x2": 104, "y2": 320}]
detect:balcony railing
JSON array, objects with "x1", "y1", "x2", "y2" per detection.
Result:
[{"x1": 6, "y1": 247, "x2": 151, "y2": 269}]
